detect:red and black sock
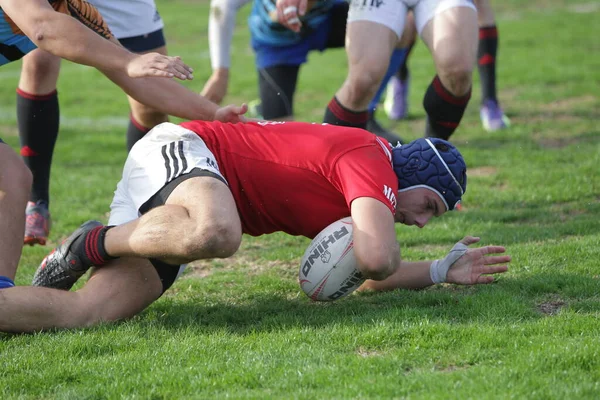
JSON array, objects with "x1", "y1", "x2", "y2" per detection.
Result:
[
  {"x1": 323, "y1": 96, "x2": 369, "y2": 130},
  {"x1": 17, "y1": 88, "x2": 59, "y2": 205},
  {"x1": 423, "y1": 76, "x2": 471, "y2": 140},
  {"x1": 478, "y1": 25, "x2": 498, "y2": 102},
  {"x1": 71, "y1": 225, "x2": 117, "y2": 267},
  {"x1": 126, "y1": 114, "x2": 150, "y2": 151}
]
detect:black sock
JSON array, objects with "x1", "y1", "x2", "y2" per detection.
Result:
[
  {"x1": 323, "y1": 96, "x2": 368, "y2": 130},
  {"x1": 126, "y1": 114, "x2": 150, "y2": 151},
  {"x1": 478, "y1": 26, "x2": 498, "y2": 102},
  {"x1": 17, "y1": 88, "x2": 59, "y2": 205},
  {"x1": 423, "y1": 76, "x2": 471, "y2": 140},
  {"x1": 71, "y1": 225, "x2": 117, "y2": 267},
  {"x1": 397, "y1": 39, "x2": 415, "y2": 81}
]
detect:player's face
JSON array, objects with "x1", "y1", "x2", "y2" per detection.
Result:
[{"x1": 394, "y1": 188, "x2": 446, "y2": 228}]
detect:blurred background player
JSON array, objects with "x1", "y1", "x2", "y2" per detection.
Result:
[
  {"x1": 307, "y1": 0, "x2": 478, "y2": 140},
  {"x1": 384, "y1": 0, "x2": 510, "y2": 132},
  {"x1": 2, "y1": 0, "x2": 248, "y2": 247},
  {"x1": 21, "y1": 0, "x2": 177, "y2": 246},
  {"x1": 202, "y1": 0, "x2": 409, "y2": 143}
]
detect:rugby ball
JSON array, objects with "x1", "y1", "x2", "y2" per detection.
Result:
[{"x1": 299, "y1": 217, "x2": 365, "y2": 302}]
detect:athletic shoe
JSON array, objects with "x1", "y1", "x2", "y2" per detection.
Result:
[
  {"x1": 366, "y1": 114, "x2": 403, "y2": 145},
  {"x1": 384, "y1": 74, "x2": 410, "y2": 120},
  {"x1": 32, "y1": 220, "x2": 103, "y2": 290},
  {"x1": 480, "y1": 99, "x2": 511, "y2": 132},
  {"x1": 247, "y1": 99, "x2": 264, "y2": 120},
  {"x1": 24, "y1": 200, "x2": 51, "y2": 246}
]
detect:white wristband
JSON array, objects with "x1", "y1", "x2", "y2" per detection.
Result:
[{"x1": 429, "y1": 242, "x2": 468, "y2": 284}]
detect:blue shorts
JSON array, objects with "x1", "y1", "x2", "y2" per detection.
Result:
[
  {"x1": 252, "y1": 12, "x2": 335, "y2": 69},
  {"x1": 118, "y1": 29, "x2": 166, "y2": 53}
]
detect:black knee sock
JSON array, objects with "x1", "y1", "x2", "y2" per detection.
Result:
[
  {"x1": 17, "y1": 88, "x2": 59, "y2": 205},
  {"x1": 478, "y1": 25, "x2": 498, "y2": 102},
  {"x1": 126, "y1": 114, "x2": 150, "y2": 151},
  {"x1": 423, "y1": 76, "x2": 471, "y2": 140},
  {"x1": 323, "y1": 96, "x2": 368, "y2": 130},
  {"x1": 71, "y1": 225, "x2": 116, "y2": 267}
]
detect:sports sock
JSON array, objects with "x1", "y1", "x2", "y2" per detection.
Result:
[
  {"x1": 368, "y1": 48, "x2": 409, "y2": 112},
  {"x1": 478, "y1": 25, "x2": 498, "y2": 102},
  {"x1": 70, "y1": 225, "x2": 117, "y2": 267},
  {"x1": 323, "y1": 96, "x2": 368, "y2": 129},
  {"x1": 126, "y1": 114, "x2": 150, "y2": 151},
  {"x1": 17, "y1": 89, "x2": 59, "y2": 205},
  {"x1": 423, "y1": 75, "x2": 471, "y2": 140},
  {"x1": 0, "y1": 276, "x2": 15, "y2": 289},
  {"x1": 397, "y1": 39, "x2": 415, "y2": 81}
]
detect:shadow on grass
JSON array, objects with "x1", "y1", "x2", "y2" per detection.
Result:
[{"x1": 133, "y1": 272, "x2": 598, "y2": 336}]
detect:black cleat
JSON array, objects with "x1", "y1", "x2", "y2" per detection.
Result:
[
  {"x1": 366, "y1": 114, "x2": 403, "y2": 145},
  {"x1": 32, "y1": 220, "x2": 103, "y2": 290}
]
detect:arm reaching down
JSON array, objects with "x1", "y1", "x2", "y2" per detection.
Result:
[{"x1": 361, "y1": 236, "x2": 510, "y2": 291}]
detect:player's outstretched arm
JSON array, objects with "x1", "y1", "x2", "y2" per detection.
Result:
[
  {"x1": 101, "y1": 66, "x2": 247, "y2": 122},
  {"x1": 1, "y1": 0, "x2": 193, "y2": 80},
  {"x1": 361, "y1": 236, "x2": 510, "y2": 291}
]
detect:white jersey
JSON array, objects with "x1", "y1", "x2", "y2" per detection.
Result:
[{"x1": 86, "y1": 0, "x2": 164, "y2": 39}]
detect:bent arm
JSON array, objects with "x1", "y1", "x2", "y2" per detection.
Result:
[
  {"x1": 350, "y1": 197, "x2": 400, "y2": 281},
  {"x1": 2, "y1": 0, "x2": 135, "y2": 73}
]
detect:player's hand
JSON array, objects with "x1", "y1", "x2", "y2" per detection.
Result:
[
  {"x1": 201, "y1": 69, "x2": 229, "y2": 105},
  {"x1": 275, "y1": 0, "x2": 308, "y2": 32},
  {"x1": 445, "y1": 236, "x2": 510, "y2": 285},
  {"x1": 214, "y1": 103, "x2": 249, "y2": 123},
  {"x1": 126, "y1": 53, "x2": 194, "y2": 80}
]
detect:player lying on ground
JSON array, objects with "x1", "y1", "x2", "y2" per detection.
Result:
[{"x1": 0, "y1": 121, "x2": 510, "y2": 333}]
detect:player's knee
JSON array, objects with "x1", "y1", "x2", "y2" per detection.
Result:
[
  {"x1": 182, "y1": 221, "x2": 242, "y2": 260},
  {"x1": 0, "y1": 152, "x2": 32, "y2": 199},
  {"x1": 20, "y1": 50, "x2": 60, "y2": 90}
]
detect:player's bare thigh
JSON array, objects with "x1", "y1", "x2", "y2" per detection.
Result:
[{"x1": 79, "y1": 257, "x2": 164, "y2": 324}]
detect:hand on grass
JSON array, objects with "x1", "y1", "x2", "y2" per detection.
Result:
[{"x1": 446, "y1": 236, "x2": 510, "y2": 285}]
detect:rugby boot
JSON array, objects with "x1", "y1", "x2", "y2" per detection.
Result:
[
  {"x1": 480, "y1": 99, "x2": 510, "y2": 132},
  {"x1": 366, "y1": 114, "x2": 403, "y2": 145},
  {"x1": 24, "y1": 200, "x2": 51, "y2": 246},
  {"x1": 32, "y1": 220, "x2": 103, "y2": 290}
]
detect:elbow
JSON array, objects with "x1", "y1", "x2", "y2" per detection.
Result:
[{"x1": 356, "y1": 251, "x2": 399, "y2": 281}]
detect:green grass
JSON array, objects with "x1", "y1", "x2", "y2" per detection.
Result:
[{"x1": 1, "y1": 0, "x2": 600, "y2": 398}]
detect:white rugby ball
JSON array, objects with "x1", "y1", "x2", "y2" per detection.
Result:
[{"x1": 299, "y1": 217, "x2": 365, "y2": 302}]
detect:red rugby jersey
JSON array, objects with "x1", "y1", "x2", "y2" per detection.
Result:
[{"x1": 179, "y1": 120, "x2": 398, "y2": 238}]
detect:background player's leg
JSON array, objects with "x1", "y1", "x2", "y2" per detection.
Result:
[
  {"x1": 18, "y1": 49, "x2": 61, "y2": 245},
  {"x1": 0, "y1": 144, "x2": 32, "y2": 282}
]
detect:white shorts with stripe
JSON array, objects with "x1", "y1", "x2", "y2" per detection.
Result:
[
  {"x1": 108, "y1": 122, "x2": 227, "y2": 227},
  {"x1": 348, "y1": 0, "x2": 476, "y2": 37}
]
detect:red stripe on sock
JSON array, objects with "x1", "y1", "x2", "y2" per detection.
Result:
[
  {"x1": 20, "y1": 145, "x2": 39, "y2": 157},
  {"x1": 479, "y1": 26, "x2": 498, "y2": 40},
  {"x1": 432, "y1": 76, "x2": 472, "y2": 106},
  {"x1": 85, "y1": 227, "x2": 104, "y2": 265},
  {"x1": 16, "y1": 88, "x2": 57, "y2": 101},
  {"x1": 130, "y1": 114, "x2": 151, "y2": 133},
  {"x1": 327, "y1": 98, "x2": 368, "y2": 125},
  {"x1": 479, "y1": 54, "x2": 495, "y2": 66}
]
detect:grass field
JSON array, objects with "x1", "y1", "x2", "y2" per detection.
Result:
[{"x1": 1, "y1": 0, "x2": 600, "y2": 398}]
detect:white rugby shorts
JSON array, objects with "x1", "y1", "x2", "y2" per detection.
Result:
[
  {"x1": 85, "y1": 0, "x2": 164, "y2": 39},
  {"x1": 108, "y1": 122, "x2": 227, "y2": 227},
  {"x1": 348, "y1": 0, "x2": 476, "y2": 36}
]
